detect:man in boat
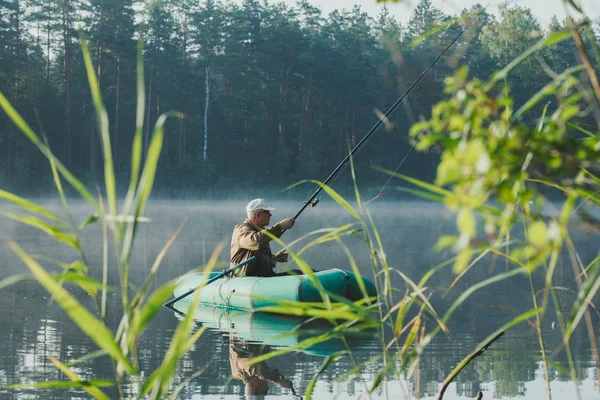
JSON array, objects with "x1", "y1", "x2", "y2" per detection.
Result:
[{"x1": 230, "y1": 198, "x2": 300, "y2": 277}]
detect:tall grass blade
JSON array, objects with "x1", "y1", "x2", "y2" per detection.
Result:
[
  {"x1": 438, "y1": 309, "x2": 540, "y2": 399},
  {"x1": 3, "y1": 381, "x2": 114, "y2": 390},
  {"x1": 581, "y1": 168, "x2": 600, "y2": 186},
  {"x1": 266, "y1": 233, "x2": 331, "y2": 306},
  {"x1": 45, "y1": 135, "x2": 73, "y2": 227},
  {"x1": 140, "y1": 244, "x2": 223, "y2": 398},
  {"x1": 293, "y1": 224, "x2": 356, "y2": 256},
  {"x1": 128, "y1": 284, "x2": 175, "y2": 349},
  {"x1": 54, "y1": 272, "x2": 104, "y2": 293},
  {"x1": 121, "y1": 112, "x2": 181, "y2": 267},
  {"x1": 401, "y1": 315, "x2": 422, "y2": 357},
  {"x1": 396, "y1": 270, "x2": 449, "y2": 334},
  {"x1": 0, "y1": 274, "x2": 34, "y2": 289},
  {"x1": 395, "y1": 187, "x2": 445, "y2": 202},
  {"x1": 306, "y1": 355, "x2": 341, "y2": 400},
  {"x1": 0, "y1": 190, "x2": 64, "y2": 222},
  {"x1": 409, "y1": 17, "x2": 459, "y2": 47},
  {"x1": 9, "y1": 242, "x2": 136, "y2": 375},
  {"x1": 568, "y1": 122, "x2": 598, "y2": 138},
  {"x1": 487, "y1": 31, "x2": 573, "y2": 89},
  {"x1": 22, "y1": 350, "x2": 108, "y2": 380},
  {"x1": 334, "y1": 236, "x2": 371, "y2": 302},
  {"x1": 122, "y1": 40, "x2": 146, "y2": 227},
  {"x1": 308, "y1": 180, "x2": 360, "y2": 220},
  {"x1": 99, "y1": 195, "x2": 108, "y2": 320},
  {"x1": 78, "y1": 215, "x2": 99, "y2": 231},
  {"x1": 3, "y1": 213, "x2": 80, "y2": 250},
  {"x1": 564, "y1": 257, "x2": 600, "y2": 342},
  {"x1": 436, "y1": 267, "x2": 525, "y2": 333},
  {"x1": 130, "y1": 221, "x2": 185, "y2": 308},
  {"x1": 374, "y1": 168, "x2": 450, "y2": 196},
  {"x1": 166, "y1": 363, "x2": 212, "y2": 400},
  {"x1": 515, "y1": 66, "x2": 584, "y2": 118},
  {"x1": 79, "y1": 36, "x2": 117, "y2": 219},
  {"x1": 0, "y1": 93, "x2": 99, "y2": 210},
  {"x1": 49, "y1": 356, "x2": 111, "y2": 400}
]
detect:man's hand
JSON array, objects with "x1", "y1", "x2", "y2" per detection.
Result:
[
  {"x1": 278, "y1": 218, "x2": 295, "y2": 230},
  {"x1": 280, "y1": 378, "x2": 293, "y2": 389},
  {"x1": 273, "y1": 250, "x2": 289, "y2": 262}
]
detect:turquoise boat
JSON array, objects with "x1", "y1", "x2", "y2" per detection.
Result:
[
  {"x1": 172, "y1": 268, "x2": 377, "y2": 312},
  {"x1": 171, "y1": 303, "x2": 376, "y2": 357}
]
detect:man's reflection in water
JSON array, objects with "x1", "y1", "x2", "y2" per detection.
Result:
[{"x1": 229, "y1": 337, "x2": 294, "y2": 396}]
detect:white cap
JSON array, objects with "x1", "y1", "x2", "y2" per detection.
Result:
[{"x1": 246, "y1": 198, "x2": 276, "y2": 214}]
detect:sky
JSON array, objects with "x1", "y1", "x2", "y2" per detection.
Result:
[{"x1": 280, "y1": 0, "x2": 600, "y2": 27}]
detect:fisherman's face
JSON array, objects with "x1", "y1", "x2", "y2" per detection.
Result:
[{"x1": 255, "y1": 210, "x2": 272, "y2": 227}]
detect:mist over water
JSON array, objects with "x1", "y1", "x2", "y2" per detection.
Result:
[{"x1": 0, "y1": 200, "x2": 598, "y2": 399}]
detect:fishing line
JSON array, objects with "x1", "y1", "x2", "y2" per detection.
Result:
[
  {"x1": 365, "y1": 137, "x2": 418, "y2": 205},
  {"x1": 293, "y1": 26, "x2": 465, "y2": 220}
]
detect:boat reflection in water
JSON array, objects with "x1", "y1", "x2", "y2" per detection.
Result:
[{"x1": 172, "y1": 301, "x2": 377, "y2": 396}]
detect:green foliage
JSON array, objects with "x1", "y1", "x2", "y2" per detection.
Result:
[{"x1": 408, "y1": 47, "x2": 599, "y2": 271}]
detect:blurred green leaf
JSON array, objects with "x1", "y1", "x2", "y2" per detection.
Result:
[
  {"x1": 122, "y1": 40, "x2": 146, "y2": 233},
  {"x1": 79, "y1": 36, "x2": 117, "y2": 220},
  {"x1": 376, "y1": 169, "x2": 450, "y2": 196},
  {"x1": 487, "y1": 30, "x2": 574, "y2": 89},
  {"x1": 457, "y1": 209, "x2": 477, "y2": 237},
  {"x1": 9, "y1": 242, "x2": 136, "y2": 375},
  {"x1": 564, "y1": 258, "x2": 600, "y2": 342},
  {"x1": 528, "y1": 221, "x2": 547, "y2": 247},
  {"x1": 0, "y1": 190, "x2": 64, "y2": 223},
  {"x1": 435, "y1": 235, "x2": 458, "y2": 251},
  {"x1": 3, "y1": 380, "x2": 115, "y2": 390},
  {"x1": 129, "y1": 284, "x2": 175, "y2": 348},
  {"x1": 54, "y1": 272, "x2": 105, "y2": 297},
  {"x1": 3, "y1": 213, "x2": 80, "y2": 250},
  {"x1": 49, "y1": 356, "x2": 111, "y2": 400},
  {"x1": 140, "y1": 244, "x2": 223, "y2": 398},
  {"x1": 0, "y1": 274, "x2": 34, "y2": 290},
  {"x1": 306, "y1": 355, "x2": 341, "y2": 400},
  {"x1": 0, "y1": 93, "x2": 99, "y2": 210},
  {"x1": 545, "y1": 30, "x2": 573, "y2": 45},
  {"x1": 78, "y1": 215, "x2": 99, "y2": 231},
  {"x1": 308, "y1": 179, "x2": 360, "y2": 220},
  {"x1": 395, "y1": 187, "x2": 445, "y2": 203},
  {"x1": 564, "y1": 0, "x2": 582, "y2": 13}
]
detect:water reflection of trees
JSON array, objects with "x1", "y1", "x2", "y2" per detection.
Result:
[{"x1": 0, "y1": 284, "x2": 598, "y2": 399}]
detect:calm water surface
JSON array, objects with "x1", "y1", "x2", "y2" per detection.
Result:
[{"x1": 0, "y1": 200, "x2": 598, "y2": 399}]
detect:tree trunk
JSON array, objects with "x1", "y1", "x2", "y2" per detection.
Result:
[
  {"x1": 90, "y1": 41, "x2": 103, "y2": 181},
  {"x1": 46, "y1": 19, "x2": 50, "y2": 82},
  {"x1": 180, "y1": 14, "x2": 188, "y2": 162},
  {"x1": 63, "y1": 5, "x2": 72, "y2": 168},
  {"x1": 279, "y1": 59, "x2": 294, "y2": 147},
  {"x1": 299, "y1": 67, "x2": 313, "y2": 154},
  {"x1": 145, "y1": 71, "x2": 153, "y2": 155},
  {"x1": 114, "y1": 56, "x2": 121, "y2": 172},
  {"x1": 203, "y1": 65, "x2": 210, "y2": 161}
]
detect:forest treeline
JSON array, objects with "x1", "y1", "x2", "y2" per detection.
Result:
[{"x1": 0, "y1": 0, "x2": 595, "y2": 197}]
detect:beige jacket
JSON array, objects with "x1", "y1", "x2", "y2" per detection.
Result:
[
  {"x1": 230, "y1": 219, "x2": 285, "y2": 277},
  {"x1": 229, "y1": 342, "x2": 285, "y2": 383}
]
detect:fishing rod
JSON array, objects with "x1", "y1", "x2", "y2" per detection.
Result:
[
  {"x1": 293, "y1": 28, "x2": 465, "y2": 221},
  {"x1": 163, "y1": 256, "x2": 256, "y2": 308}
]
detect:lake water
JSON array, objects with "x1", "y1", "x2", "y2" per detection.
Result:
[{"x1": 0, "y1": 200, "x2": 598, "y2": 399}]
